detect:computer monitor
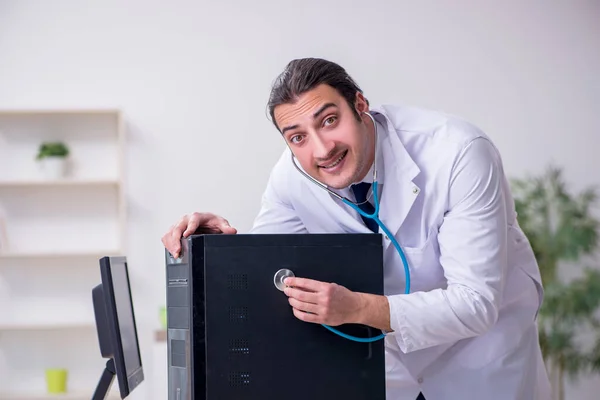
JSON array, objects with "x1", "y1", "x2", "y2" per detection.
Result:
[{"x1": 92, "y1": 256, "x2": 144, "y2": 399}]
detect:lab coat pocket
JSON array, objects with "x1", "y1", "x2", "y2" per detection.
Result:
[
  {"x1": 400, "y1": 224, "x2": 438, "y2": 254},
  {"x1": 395, "y1": 226, "x2": 445, "y2": 292}
]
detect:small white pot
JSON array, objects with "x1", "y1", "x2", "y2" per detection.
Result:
[{"x1": 39, "y1": 156, "x2": 68, "y2": 180}]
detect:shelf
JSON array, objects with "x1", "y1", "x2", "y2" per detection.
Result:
[
  {"x1": 0, "y1": 179, "x2": 119, "y2": 188},
  {"x1": 0, "y1": 392, "x2": 119, "y2": 400},
  {"x1": 0, "y1": 321, "x2": 97, "y2": 331},
  {"x1": 0, "y1": 109, "x2": 120, "y2": 116},
  {"x1": 0, "y1": 250, "x2": 121, "y2": 259}
]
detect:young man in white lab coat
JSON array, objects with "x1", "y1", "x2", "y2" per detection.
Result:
[{"x1": 162, "y1": 58, "x2": 551, "y2": 400}]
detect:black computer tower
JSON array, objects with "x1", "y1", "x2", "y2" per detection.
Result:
[{"x1": 165, "y1": 233, "x2": 386, "y2": 400}]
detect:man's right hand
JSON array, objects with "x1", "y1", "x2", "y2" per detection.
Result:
[{"x1": 161, "y1": 212, "x2": 237, "y2": 258}]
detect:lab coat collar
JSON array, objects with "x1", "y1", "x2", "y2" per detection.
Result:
[
  {"x1": 352, "y1": 118, "x2": 385, "y2": 186},
  {"x1": 370, "y1": 107, "x2": 421, "y2": 236}
]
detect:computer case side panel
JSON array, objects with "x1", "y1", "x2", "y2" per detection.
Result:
[{"x1": 201, "y1": 233, "x2": 386, "y2": 400}]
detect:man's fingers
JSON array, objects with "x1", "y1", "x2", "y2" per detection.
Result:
[
  {"x1": 284, "y1": 286, "x2": 319, "y2": 303},
  {"x1": 163, "y1": 213, "x2": 237, "y2": 259},
  {"x1": 183, "y1": 215, "x2": 237, "y2": 236},
  {"x1": 161, "y1": 223, "x2": 180, "y2": 256},
  {"x1": 219, "y1": 224, "x2": 237, "y2": 234},
  {"x1": 172, "y1": 218, "x2": 187, "y2": 238},
  {"x1": 288, "y1": 297, "x2": 320, "y2": 315},
  {"x1": 182, "y1": 224, "x2": 199, "y2": 237},
  {"x1": 284, "y1": 277, "x2": 324, "y2": 292},
  {"x1": 168, "y1": 244, "x2": 180, "y2": 259},
  {"x1": 292, "y1": 307, "x2": 319, "y2": 323},
  {"x1": 167, "y1": 216, "x2": 193, "y2": 257},
  {"x1": 217, "y1": 218, "x2": 237, "y2": 234},
  {"x1": 183, "y1": 214, "x2": 205, "y2": 236},
  {"x1": 161, "y1": 228, "x2": 172, "y2": 247}
]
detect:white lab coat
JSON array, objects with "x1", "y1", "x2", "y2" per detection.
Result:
[{"x1": 250, "y1": 105, "x2": 552, "y2": 400}]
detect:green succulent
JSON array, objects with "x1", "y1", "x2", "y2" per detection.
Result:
[{"x1": 36, "y1": 142, "x2": 69, "y2": 160}]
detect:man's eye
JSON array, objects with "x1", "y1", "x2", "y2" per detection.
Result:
[
  {"x1": 290, "y1": 135, "x2": 303, "y2": 143},
  {"x1": 324, "y1": 116, "x2": 337, "y2": 126}
]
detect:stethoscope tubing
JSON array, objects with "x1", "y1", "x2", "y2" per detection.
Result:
[
  {"x1": 287, "y1": 111, "x2": 412, "y2": 343},
  {"x1": 342, "y1": 180, "x2": 411, "y2": 295}
]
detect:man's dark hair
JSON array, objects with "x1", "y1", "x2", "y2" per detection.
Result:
[{"x1": 267, "y1": 58, "x2": 368, "y2": 131}]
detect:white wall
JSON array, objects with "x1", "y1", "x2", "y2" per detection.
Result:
[{"x1": 0, "y1": 0, "x2": 598, "y2": 398}]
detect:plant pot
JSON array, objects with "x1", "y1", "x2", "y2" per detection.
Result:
[
  {"x1": 38, "y1": 156, "x2": 68, "y2": 180},
  {"x1": 45, "y1": 368, "x2": 68, "y2": 394}
]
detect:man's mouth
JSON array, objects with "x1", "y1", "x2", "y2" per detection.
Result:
[{"x1": 319, "y1": 150, "x2": 348, "y2": 169}]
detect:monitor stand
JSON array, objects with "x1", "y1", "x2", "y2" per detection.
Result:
[{"x1": 92, "y1": 358, "x2": 116, "y2": 400}]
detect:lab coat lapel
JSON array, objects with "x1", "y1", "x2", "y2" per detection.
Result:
[{"x1": 376, "y1": 111, "x2": 421, "y2": 238}]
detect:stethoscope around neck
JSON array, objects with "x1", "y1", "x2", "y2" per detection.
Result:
[{"x1": 283, "y1": 110, "x2": 412, "y2": 343}]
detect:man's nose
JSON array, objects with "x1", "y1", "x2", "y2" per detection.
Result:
[{"x1": 312, "y1": 134, "x2": 335, "y2": 159}]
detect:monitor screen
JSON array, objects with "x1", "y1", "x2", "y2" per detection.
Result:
[{"x1": 110, "y1": 258, "x2": 143, "y2": 378}]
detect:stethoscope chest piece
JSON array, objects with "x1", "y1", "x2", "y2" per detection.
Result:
[{"x1": 273, "y1": 268, "x2": 295, "y2": 291}]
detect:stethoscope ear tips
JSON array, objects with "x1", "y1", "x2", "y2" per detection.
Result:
[{"x1": 274, "y1": 268, "x2": 295, "y2": 291}]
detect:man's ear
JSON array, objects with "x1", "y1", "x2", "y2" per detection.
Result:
[{"x1": 354, "y1": 92, "x2": 369, "y2": 114}]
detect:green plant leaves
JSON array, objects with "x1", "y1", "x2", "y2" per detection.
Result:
[
  {"x1": 36, "y1": 142, "x2": 69, "y2": 160},
  {"x1": 511, "y1": 164, "x2": 600, "y2": 386},
  {"x1": 512, "y1": 165, "x2": 599, "y2": 284}
]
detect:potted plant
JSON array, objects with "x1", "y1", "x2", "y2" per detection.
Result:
[
  {"x1": 36, "y1": 141, "x2": 70, "y2": 179},
  {"x1": 511, "y1": 165, "x2": 600, "y2": 400}
]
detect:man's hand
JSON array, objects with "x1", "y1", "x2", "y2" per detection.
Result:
[
  {"x1": 161, "y1": 212, "x2": 237, "y2": 258},
  {"x1": 283, "y1": 277, "x2": 392, "y2": 331}
]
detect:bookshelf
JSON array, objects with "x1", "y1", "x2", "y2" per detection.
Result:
[{"x1": 0, "y1": 109, "x2": 125, "y2": 398}]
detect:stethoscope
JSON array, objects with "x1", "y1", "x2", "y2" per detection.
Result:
[{"x1": 282, "y1": 111, "x2": 412, "y2": 343}]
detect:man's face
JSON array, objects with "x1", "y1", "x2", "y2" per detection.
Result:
[{"x1": 273, "y1": 84, "x2": 374, "y2": 189}]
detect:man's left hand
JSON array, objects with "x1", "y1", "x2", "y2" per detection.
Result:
[{"x1": 282, "y1": 277, "x2": 365, "y2": 326}]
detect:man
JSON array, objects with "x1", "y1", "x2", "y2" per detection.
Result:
[{"x1": 162, "y1": 58, "x2": 551, "y2": 399}]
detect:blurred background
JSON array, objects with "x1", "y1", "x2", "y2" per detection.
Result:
[{"x1": 0, "y1": 1, "x2": 598, "y2": 399}]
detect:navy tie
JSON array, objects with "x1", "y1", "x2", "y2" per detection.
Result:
[{"x1": 350, "y1": 182, "x2": 378, "y2": 233}]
